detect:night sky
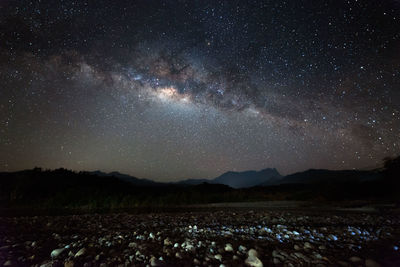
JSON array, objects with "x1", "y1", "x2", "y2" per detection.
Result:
[{"x1": 1, "y1": 0, "x2": 399, "y2": 181}]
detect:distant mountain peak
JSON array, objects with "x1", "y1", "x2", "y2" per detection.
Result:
[{"x1": 178, "y1": 168, "x2": 282, "y2": 188}]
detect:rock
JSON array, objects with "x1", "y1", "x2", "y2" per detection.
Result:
[
  {"x1": 245, "y1": 249, "x2": 263, "y2": 267},
  {"x1": 193, "y1": 258, "x2": 200, "y2": 265},
  {"x1": 3, "y1": 261, "x2": 12, "y2": 266},
  {"x1": 365, "y1": 259, "x2": 381, "y2": 267},
  {"x1": 175, "y1": 252, "x2": 182, "y2": 259},
  {"x1": 294, "y1": 244, "x2": 301, "y2": 250},
  {"x1": 349, "y1": 256, "x2": 362, "y2": 263},
  {"x1": 150, "y1": 256, "x2": 159, "y2": 266},
  {"x1": 318, "y1": 245, "x2": 326, "y2": 250},
  {"x1": 214, "y1": 254, "x2": 222, "y2": 261},
  {"x1": 163, "y1": 238, "x2": 172, "y2": 246},
  {"x1": 233, "y1": 255, "x2": 239, "y2": 260},
  {"x1": 74, "y1": 248, "x2": 86, "y2": 257},
  {"x1": 64, "y1": 260, "x2": 74, "y2": 267},
  {"x1": 51, "y1": 248, "x2": 66, "y2": 258},
  {"x1": 328, "y1": 234, "x2": 338, "y2": 241},
  {"x1": 239, "y1": 245, "x2": 247, "y2": 253},
  {"x1": 304, "y1": 242, "x2": 313, "y2": 249},
  {"x1": 225, "y1": 243, "x2": 234, "y2": 252},
  {"x1": 273, "y1": 258, "x2": 281, "y2": 264},
  {"x1": 128, "y1": 242, "x2": 137, "y2": 248}
]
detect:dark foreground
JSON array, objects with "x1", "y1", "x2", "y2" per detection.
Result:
[{"x1": 1, "y1": 206, "x2": 400, "y2": 267}]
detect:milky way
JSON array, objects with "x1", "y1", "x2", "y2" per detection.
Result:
[{"x1": 1, "y1": 0, "x2": 399, "y2": 180}]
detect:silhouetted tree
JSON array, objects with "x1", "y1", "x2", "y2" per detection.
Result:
[{"x1": 383, "y1": 155, "x2": 400, "y2": 182}]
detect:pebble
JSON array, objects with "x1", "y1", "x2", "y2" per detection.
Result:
[
  {"x1": 51, "y1": 248, "x2": 66, "y2": 258},
  {"x1": 128, "y1": 242, "x2": 137, "y2": 248},
  {"x1": 150, "y1": 256, "x2": 159, "y2": 266},
  {"x1": 74, "y1": 248, "x2": 86, "y2": 257},
  {"x1": 349, "y1": 256, "x2": 362, "y2": 263},
  {"x1": 365, "y1": 259, "x2": 381, "y2": 267},
  {"x1": 304, "y1": 242, "x2": 313, "y2": 249},
  {"x1": 175, "y1": 252, "x2": 182, "y2": 259},
  {"x1": 163, "y1": 238, "x2": 172, "y2": 246},
  {"x1": 225, "y1": 243, "x2": 234, "y2": 252},
  {"x1": 3, "y1": 261, "x2": 12, "y2": 266},
  {"x1": 215, "y1": 254, "x2": 223, "y2": 261},
  {"x1": 245, "y1": 249, "x2": 263, "y2": 267}
]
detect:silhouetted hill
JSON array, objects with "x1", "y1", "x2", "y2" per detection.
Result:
[
  {"x1": 177, "y1": 168, "x2": 281, "y2": 188},
  {"x1": 214, "y1": 168, "x2": 281, "y2": 188},
  {"x1": 0, "y1": 159, "x2": 399, "y2": 211},
  {"x1": 90, "y1": 170, "x2": 164, "y2": 186},
  {"x1": 0, "y1": 168, "x2": 235, "y2": 209},
  {"x1": 259, "y1": 169, "x2": 382, "y2": 186}
]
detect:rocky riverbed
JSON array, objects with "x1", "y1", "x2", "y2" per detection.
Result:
[{"x1": 0, "y1": 208, "x2": 399, "y2": 266}]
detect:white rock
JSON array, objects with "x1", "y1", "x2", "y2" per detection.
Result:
[
  {"x1": 50, "y1": 247, "x2": 65, "y2": 258},
  {"x1": 163, "y1": 238, "x2": 172, "y2": 246},
  {"x1": 239, "y1": 245, "x2": 247, "y2": 252},
  {"x1": 74, "y1": 248, "x2": 86, "y2": 257},
  {"x1": 215, "y1": 254, "x2": 223, "y2": 261},
  {"x1": 245, "y1": 249, "x2": 263, "y2": 267},
  {"x1": 175, "y1": 252, "x2": 182, "y2": 259},
  {"x1": 150, "y1": 256, "x2": 159, "y2": 266},
  {"x1": 225, "y1": 243, "x2": 234, "y2": 252}
]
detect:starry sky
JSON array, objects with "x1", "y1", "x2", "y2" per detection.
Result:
[{"x1": 1, "y1": 0, "x2": 400, "y2": 181}]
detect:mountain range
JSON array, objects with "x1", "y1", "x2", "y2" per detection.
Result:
[{"x1": 91, "y1": 167, "x2": 382, "y2": 188}]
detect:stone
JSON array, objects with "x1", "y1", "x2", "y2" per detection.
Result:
[
  {"x1": 74, "y1": 248, "x2": 86, "y2": 257},
  {"x1": 150, "y1": 256, "x2": 159, "y2": 266},
  {"x1": 163, "y1": 238, "x2": 172, "y2": 246},
  {"x1": 365, "y1": 259, "x2": 381, "y2": 267},
  {"x1": 214, "y1": 254, "x2": 222, "y2": 261},
  {"x1": 64, "y1": 260, "x2": 74, "y2": 267},
  {"x1": 128, "y1": 242, "x2": 137, "y2": 248},
  {"x1": 239, "y1": 245, "x2": 247, "y2": 253},
  {"x1": 3, "y1": 261, "x2": 12, "y2": 266},
  {"x1": 175, "y1": 252, "x2": 182, "y2": 259},
  {"x1": 304, "y1": 242, "x2": 313, "y2": 249},
  {"x1": 225, "y1": 243, "x2": 234, "y2": 252},
  {"x1": 51, "y1": 248, "x2": 66, "y2": 258},
  {"x1": 349, "y1": 256, "x2": 362, "y2": 263},
  {"x1": 245, "y1": 249, "x2": 263, "y2": 267}
]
